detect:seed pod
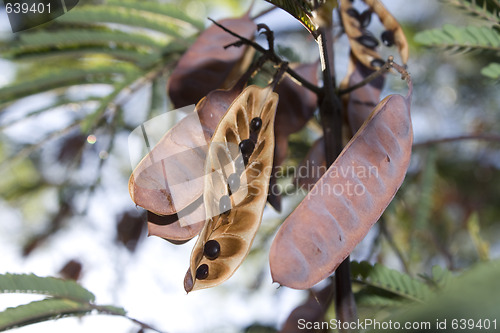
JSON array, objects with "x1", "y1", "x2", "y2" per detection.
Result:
[
  {"x1": 363, "y1": 0, "x2": 409, "y2": 63},
  {"x1": 270, "y1": 77, "x2": 413, "y2": 289},
  {"x1": 340, "y1": 0, "x2": 381, "y2": 69},
  {"x1": 130, "y1": 77, "x2": 248, "y2": 242},
  {"x1": 185, "y1": 85, "x2": 278, "y2": 292},
  {"x1": 168, "y1": 15, "x2": 256, "y2": 108},
  {"x1": 340, "y1": 0, "x2": 409, "y2": 69}
]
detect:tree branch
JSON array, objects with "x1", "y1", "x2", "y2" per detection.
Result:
[
  {"x1": 208, "y1": 18, "x2": 322, "y2": 95},
  {"x1": 338, "y1": 58, "x2": 392, "y2": 95}
]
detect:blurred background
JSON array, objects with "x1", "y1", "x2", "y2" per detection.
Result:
[{"x1": 0, "y1": 0, "x2": 499, "y2": 332}]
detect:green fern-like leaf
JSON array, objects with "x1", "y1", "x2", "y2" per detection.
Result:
[
  {"x1": 0, "y1": 273, "x2": 94, "y2": 302},
  {"x1": 391, "y1": 260, "x2": 500, "y2": 326},
  {"x1": 444, "y1": 0, "x2": 500, "y2": 25},
  {"x1": 0, "y1": 299, "x2": 94, "y2": 332},
  {"x1": 11, "y1": 29, "x2": 166, "y2": 52},
  {"x1": 481, "y1": 61, "x2": 500, "y2": 78},
  {"x1": 0, "y1": 64, "x2": 139, "y2": 104},
  {"x1": 415, "y1": 24, "x2": 500, "y2": 52},
  {"x1": 57, "y1": 5, "x2": 188, "y2": 37},
  {"x1": 351, "y1": 261, "x2": 433, "y2": 303},
  {"x1": 106, "y1": 0, "x2": 204, "y2": 30},
  {"x1": 355, "y1": 289, "x2": 407, "y2": 307}
]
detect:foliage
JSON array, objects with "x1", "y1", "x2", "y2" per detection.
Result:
[
  {"x1": 0, "y1": 274, "x2": 126, "y2": 332},
  {"x1": 415, "y1": 0, "x2": 500, "y2": 79}
]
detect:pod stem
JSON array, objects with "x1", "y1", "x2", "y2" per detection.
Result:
[
  {"x1": 208, "y1": 18, "x2": 322, "y2": 95},
  {"x1": 316, "y1": 27, "x2": 358, "y2": 331}
]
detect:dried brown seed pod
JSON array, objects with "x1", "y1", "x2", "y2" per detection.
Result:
[{"x1": 270, "y1": 76, "x2": 413, "y2": 289}]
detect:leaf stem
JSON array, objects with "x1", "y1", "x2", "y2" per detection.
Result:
[
  {"x1": 413, "y1": 134, "x2": 500, "y2": 147},
  {"x1": 338, "y1": 58, "x2": 392, "y2": 95},
  {"x1": 209, "y1": 18, "x2": 322, "y2": 95},
  {"x1": 92, "y1": 305, "x2": 167, "y2": 333}
]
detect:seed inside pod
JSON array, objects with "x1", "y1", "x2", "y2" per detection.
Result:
[
  {"x1": 204, "y1": 240, "x2": 221, "y2": 260},
  {"x1": 370, "y1": 58, "x2": 385, "y2": 68},
  {"x1": 196, "y1": 264, "x2": 209, "y2": 280},
  {"x1": 250, "y1": 117, "x2": 262, "y2": 133},
  {"x1": 358, "y1": 10, "x2": 372, "y2": 28},
  {"x1": 381, "y1": 30, "x2": 395, "y2": 47},
  {"x1": 356, "y1": 34, "x2": 379, "y2": 49},
  {"x1": 346, "y1": 8, "x2": 360, "y2": 21},
  {"x1": 235, "y1": 155, "x2": 245, "y2": 175},
  {"x1": 219, "y1": 195, "x2": 231, "y2": 214},
  {"x1": 227, "y1": 173, "x2": 240, "y2": 194},
  {"x1": 239, "y1": 139, "x2": 255, "y2": 156}
]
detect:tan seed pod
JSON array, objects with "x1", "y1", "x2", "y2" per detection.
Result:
[
  {"x1": 184, "y1": 85, "x2": 279, "y2": 292},
  {"x1": 339, "y1": 0, "x2": 409, "y2": 69},
  {"x1": 363, "y1": 0, "x2": 409, "y2": 65},
  {"x1": 270, "y1": 77, "x2": 413, "y2": 289}
]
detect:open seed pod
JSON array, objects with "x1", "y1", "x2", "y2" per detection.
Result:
[
  {"x1": 340, "y1": 0, "x2": 382, "y2": 69},
  {"x1": 184, "y1": 85, "x2": 279, "y2": 292},
  {"x1": 339, "y1": 0, "x2": 408, "y2": 69},
  {"x1": 364, "y1": 0, "x2": 409, "y2": 65}
]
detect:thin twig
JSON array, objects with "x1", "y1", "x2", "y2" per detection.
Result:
[
  {"x1": 0, "y1": 121, "x2": 80, "y2": 170},
  {"x1": 93, "y1": 305, "x2": 167, "y2": 333},
  {"x1": 209, "y1": 18, "x2": 322, "y2": 95},
  {"x1": 413, "y1": 134, "x2": 500, "y2": 148},
  {"x1": 379, "y1": 217, "x2": 410, "y2": 274},
  {"x1": 338, "y1": 57, "x2": 392, "y2": 95},
  {"x1": 0, "y1": 100, "x2": 99, "y2": 131}
]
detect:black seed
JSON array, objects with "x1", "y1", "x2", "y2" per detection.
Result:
[
  {"x1": 359, "y1": 10, "x2": 372, "y2": 28},
  {"x1": 371, "y1": 58, "x2": 385, "y2": 68},
  {"x1": 204, "y1": 240, "x2": 221, "y2": 260},
  {"x1": 239, "y1": 139, "x2": 255, "y2": 156},
  {"x1": 381, "y1": 30, "x2": 395, "y2": 47},
  {"x1": 219, "y1": 195, "x2": 231, "y2": 214},
  {"x1": 250, "y1": 117, "x2": 262, "y2": 133},
  {"x1": 356, "y1": 34, "x2": 379, "y2": 49},
  {"x1": 196, "y1": 264, "x2": 209, "y2": 280},
  {"x1": 227, "y1": 173, "x2": 240, "y2": 194},
  {"x1": 242, "y1": 153, "x2": 250, "y2": 166},
  {"x1": 346, "y1": 8, "x2": 360, "y2": 20}
]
